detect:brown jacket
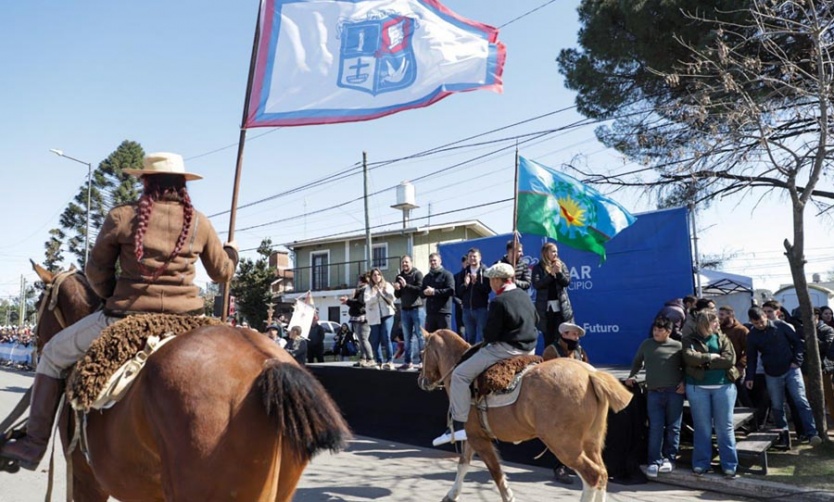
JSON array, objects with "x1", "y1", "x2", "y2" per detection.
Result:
[
  {"x1": 86, "y1": 201, "x2": 237, "y2": 314},
  {"x1": 722, "y1": 319, "x2": 749, "y2": 372}
]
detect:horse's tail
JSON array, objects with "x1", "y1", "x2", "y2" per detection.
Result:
[
  {"x1": 588, "y1": 370, "x2": 633, "y2": 413},
  {"x1": 257, "y1": 359, "x2": 351, "y2": 462}
]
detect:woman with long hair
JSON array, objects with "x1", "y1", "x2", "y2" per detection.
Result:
[
  {"x1": 820, "y1": 306, "x2": 834, "y2": 329},
  {"x1": 531, "y1": 242, "x2": 573, "y2": 347},
  {"x1": 682, "y1": 310, "x2": 739, "y2": 478},
  {"x1": 364, "y1": 268, "x2": 396, "y2": 370},
  {"x1": 0, "y1": 152, "x2": 238, "y2": 470}
]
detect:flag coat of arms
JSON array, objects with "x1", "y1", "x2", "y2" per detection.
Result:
[
  {"x1": 516, "y1": 157, "x2": 636, "y2": 261},
  {"x1": 245, "y1": 0, "x2": 506, "y2": 127}
]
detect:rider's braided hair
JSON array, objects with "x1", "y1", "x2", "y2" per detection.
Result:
[{"x1": 133, "y1": 174, "x2": 194, "y2": 282}]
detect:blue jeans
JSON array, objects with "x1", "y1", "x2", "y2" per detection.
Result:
[
  {"x1": 369, "y1": 316, "x2": 394, "y2": 364},
  {"x1": 462, "y1": 308, "x2": 488, "y2": 344},
  {"x1": 646, "y1": 388, "x2": 684, "y2": 466},
  {"x1": 765, "y1": 367, "x2": 818, "y2": 437},
  {"x1": 400, "y1": 308, "x2": 425, "y2": 364},
  {"x1": 686, "y1": 383, "x2": 738, "y2": 473}
]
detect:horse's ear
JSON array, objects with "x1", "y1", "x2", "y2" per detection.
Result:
[
  {"x1": 69, "y1": 263, "x2": 77, "y2": 272},
  {"x1": 30, "y1": 259, "x2": 53, "y2": 284},
  {"x1": 421, "y1": 327, "x2": 430, "y2": 339}
]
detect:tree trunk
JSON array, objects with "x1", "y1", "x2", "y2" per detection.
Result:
[{"x1": 784, "y1": 208, "x2": 828, "y2": 438}]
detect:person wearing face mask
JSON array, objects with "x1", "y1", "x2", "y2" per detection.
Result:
[
  {"x1": 541, "y1": 321, "x2": 588, "y2": 484},
  {"x1": 542, "y1": 322, "x2": 588, "y2": 363}
]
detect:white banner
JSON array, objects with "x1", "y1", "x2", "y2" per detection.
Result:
[{"x1": 245, "y1": 0, "x2": 505, "y2": 127}]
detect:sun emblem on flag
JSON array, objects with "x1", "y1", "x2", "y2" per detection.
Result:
[{"x1": 557, "y1": 196, "x2": 585, "y2": 227}]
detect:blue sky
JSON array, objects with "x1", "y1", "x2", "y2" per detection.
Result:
[{"x1": 1, "y1": 0, "x2": 832, "y2": 300}]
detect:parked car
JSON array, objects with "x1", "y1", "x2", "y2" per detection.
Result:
[{"x1": 318, "y1": 320, "x2": 341, "y2": 355}]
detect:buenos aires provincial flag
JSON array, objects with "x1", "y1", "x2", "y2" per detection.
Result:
[
  {"x1": 517, "y1": 157, "x2": 636, "y2": 262},
  {"x1": 244, "y1": 0, "x2": 506, "y2": 127}
]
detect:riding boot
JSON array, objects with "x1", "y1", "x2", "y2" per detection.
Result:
[{"x1": 0, "y1": 374, "x2": 63, "y2": 471}]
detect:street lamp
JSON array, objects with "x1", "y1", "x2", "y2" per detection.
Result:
[{"x1": 50, "y1": 149, "x2": 92, "y2": 268}]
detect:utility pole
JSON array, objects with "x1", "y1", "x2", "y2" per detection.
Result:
[
  {"x1": 50, "y1": 149, "x2": 93, "y2": 268},
  {"x1": 689, "y1": 203, "x2": 702, "y2": 297},
  {"x1": 18, "y1": 276, "x2": 26, "y2": 326},
  {"x1": 363, "y1": 151, "x2": 373, "y2": 271}
]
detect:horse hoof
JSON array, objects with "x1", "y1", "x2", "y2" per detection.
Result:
[
  {"x1": 0, "y1": 457, "x2": 20, "y2": 473},
  {"x1": 441, "y1": 497, "x2": 456, "y2": 502}
]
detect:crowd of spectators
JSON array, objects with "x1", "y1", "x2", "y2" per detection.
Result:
[
  {"x1": 0, "y1": 326, "x2": 35, "y2": 346},
  {"x1": 626, "y1": 296, "x2": 832, "y2": 480}
]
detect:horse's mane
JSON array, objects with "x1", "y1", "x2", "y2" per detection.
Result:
[
  {"x1": 59, "y1": 273, "x2": 103, "y2": 324},
  {"x1": 432, "y1": 329, "x2": 469, "y2": 352}
]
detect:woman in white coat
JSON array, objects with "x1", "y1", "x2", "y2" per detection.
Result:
[{"x1": 365, "y1": 268, "x2": 396, "y2": 370}]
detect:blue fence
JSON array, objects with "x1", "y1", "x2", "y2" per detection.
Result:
[{"x1": 0, "y1": 342, "x2": 35, "y2": 365}]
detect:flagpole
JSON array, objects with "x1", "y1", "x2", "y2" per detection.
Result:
[
  {"x1": 511, "y1": 146, "x2": 520, "y2": 269},
  {"x1": 222, "y1": 0, "x2": 264, "y2": 322}
]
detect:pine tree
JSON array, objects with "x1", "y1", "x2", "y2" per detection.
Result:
[
  {"x1": 230, "y1": 239, "x2": 276, "y2": 330},
  {"x1": 42, "y1": 141, "x2": 143, "y2": 270}
]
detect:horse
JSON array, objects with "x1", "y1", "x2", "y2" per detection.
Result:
[
  {"x1": 13, "y1": 262, "x2": 350, "y2": 501},
  {"x1": 418, "y1": 329, "x2": 633, "y2": 502}
]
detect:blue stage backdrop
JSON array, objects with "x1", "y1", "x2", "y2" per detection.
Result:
[{"x1": 438, "y1": 207, "x2": 694, "y2": 365}]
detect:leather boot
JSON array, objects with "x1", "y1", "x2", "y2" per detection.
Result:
[{"x1": 0, "y1": 374, "x2": 63, "y2": 470}]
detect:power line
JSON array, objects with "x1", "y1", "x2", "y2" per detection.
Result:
[
  {"x1": 237, "y1": 197, "x2": 514, "y2": 252},
  {"x1": 499, "y1": 0, "x2": 559, "y2": 29},
  {"x1": 207, "y1": 107, "x2": 579, "y2": 219}
]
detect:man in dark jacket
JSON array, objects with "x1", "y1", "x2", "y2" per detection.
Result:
[
  {"x1": 307, "y1": 314, "x2": 326, "y2": 363},
  {"x1": 455, "y1": 248, "x2": 492, "y2": 344},
  {"x1": 814, "y1": 308, "x2": 834, "y2": 421},
  {"x1": 421, "y1": 253, "x2": 456, "y2": 332},
  {"x1": 497, "y1": 239, "x2": 531, "y2": 291},
  {"x1": 433, "y1": 263, "x2": 538, "y2": 446},
  {"x1": 745, "y1": 306, "x2": 821, "y2": 445},
  {"x1": 395, "y1": 255, "x2": 425, "y2": 370}
]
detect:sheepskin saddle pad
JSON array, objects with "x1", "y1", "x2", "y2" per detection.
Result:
[
  {"x1": 475, "y1": 355, "x2": 543, "y2": 398},
  {"x1": 67, "y1": 313, "x2": 223, "y2": 411}
]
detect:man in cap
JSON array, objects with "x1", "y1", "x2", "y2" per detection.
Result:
[
  {"x1": 432, "y1": 262, "x2": 539, "y2": 446},
  {"x1": 542, "y1": 320, "x2": 589, "y2": 484}
]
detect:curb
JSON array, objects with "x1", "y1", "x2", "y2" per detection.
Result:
[{"x1": 643, "y1": 466, "x2": 834, "y2": 502}]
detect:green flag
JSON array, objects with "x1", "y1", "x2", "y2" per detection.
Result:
[{"x1": 517, "y1": 157, "x2": 636, "y2": 261}]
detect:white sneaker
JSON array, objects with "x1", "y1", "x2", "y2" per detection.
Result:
[
  {"x1": 659, "y1": 459, "x2": 674, "y2": 473},
  {"x1": 646, "y1": 464, "x2": 659, "y2": 478},
  {"x1": 432, "y1": 428, "x2": 467, "y2": 446}
]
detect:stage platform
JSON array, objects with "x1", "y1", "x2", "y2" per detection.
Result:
[{"x1": 307, "y1": 362, "x2": 648, "y2": 483}]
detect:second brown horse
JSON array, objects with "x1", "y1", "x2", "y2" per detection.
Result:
[{"x1": 419, "y1": 329, "x2": 632, "y2": 502}]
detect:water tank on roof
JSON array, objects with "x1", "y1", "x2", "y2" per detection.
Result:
[{"x1": 392, "y1": 181, "x2": 418, "y2": 210}]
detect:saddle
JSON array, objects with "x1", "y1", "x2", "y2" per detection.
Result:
[
  {"x1": 474, "y1": 355, "x2": 542, "y2": 398},
  {"x1": 67, "y1": 313, "x2": 223, "y2": 412}
]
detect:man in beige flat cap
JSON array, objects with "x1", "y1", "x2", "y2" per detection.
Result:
[{"x1": 433, "y1": 262, "x2": 539, "y2": 446}]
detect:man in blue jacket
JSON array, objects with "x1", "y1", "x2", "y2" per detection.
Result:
[{"x1": 745, "y1": 306, "x2": 821, "y2": 445}]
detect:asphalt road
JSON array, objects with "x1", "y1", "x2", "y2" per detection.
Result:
[{"x1": 0, "y1": 367, "x2": 752, "y2": 502}]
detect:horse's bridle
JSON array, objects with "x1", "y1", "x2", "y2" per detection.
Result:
[
  {"x1": 34, "y1": 269, "x2": 84, "y2": 341},
  {"x1": 416, "y1": 336, "x2": 455, "y2": 392}
]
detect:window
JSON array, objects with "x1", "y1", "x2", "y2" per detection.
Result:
[
  {"x1": 372, "y1": 243, "x2": 388, "y2": 270},
  {"x1": 311, "y1": 251, "x2": 329, "y2": 290}
]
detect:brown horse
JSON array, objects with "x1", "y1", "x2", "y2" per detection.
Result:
[
  {"x1": 23, "y1": 263, "x2": 350, "y2": 501},
  {"x1": 418, "y1": 329, "x2": 633, "y2": 502}
]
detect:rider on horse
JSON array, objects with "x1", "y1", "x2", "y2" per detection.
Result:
[
  {"x1": 433, "y1": 262, "x2": 539, "y2": 446},
  {"x1": 0, "y1": 152, "x2": 239, "y2": 470}
]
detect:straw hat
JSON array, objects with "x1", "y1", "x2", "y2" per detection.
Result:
[{"x1": 123, "y1": 152, "x2": 202, "y2": 181}]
